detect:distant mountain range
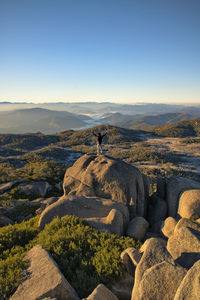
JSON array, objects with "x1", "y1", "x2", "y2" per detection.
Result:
[
  {"x1": 0, "y1": 108, "x2": 91, "y2": 134},
  {"x1": 0, "y1": 102, "x2": 200, "y2": 134},
  {"x1": 1, "y1": 101, "x2": 200, "y2": 115},
  {"x1": 102, "y1": 112, "x2": 200, "y2": 130}
]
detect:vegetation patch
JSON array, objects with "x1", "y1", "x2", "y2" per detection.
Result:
[
  {"x1": 0, "y1": 215, "x2": 141, "y2": 299},
  {"x1": 152, "y1": 119, "x2": 200, "y2": 138}
]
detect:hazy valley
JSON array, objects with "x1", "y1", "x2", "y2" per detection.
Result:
[{"x1": 0, "y1": 105, "x2": 200, "y2": 299}]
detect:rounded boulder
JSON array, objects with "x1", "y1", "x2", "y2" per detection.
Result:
[{"x1": 63, "y1": 154, "x2": 148, "y2": 218}]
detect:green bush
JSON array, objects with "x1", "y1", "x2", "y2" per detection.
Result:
[
  {"x1": 0, "y1": 163, "x2": 18, "y2": 183},
  {"x1": 20, "y1": 160, "x2": 67, "y2": 183},
  {"x1": 0, "y1": 215, "x2": 141, "y2": 299},
  {"x1": 0, "y1": 217, "x2": 39, "y2": 256}
]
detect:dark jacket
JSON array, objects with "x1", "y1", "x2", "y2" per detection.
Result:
[{"x1": 93, "y1": 132, "x2": 107, "y2": 144}]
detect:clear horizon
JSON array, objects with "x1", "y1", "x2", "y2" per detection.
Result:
[{"x1": 0, "y1": 0, "x2": 200, "y2": 104}]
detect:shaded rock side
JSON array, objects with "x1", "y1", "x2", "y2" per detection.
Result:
[
  {"x1": 147, "y1": 196, "x2": 167, "y2": 227},
  {"x1": 63, "y1": 154, "x2": 147, "y2": 218},
  {"x1": 126, "y1": 217, "x2": 149, "y2": 241},
  {"x1": 174, "y1": 259, "x2": 200, "y2": 300},
  {"x1": 121, "y1": 247, "x2": 142, "y2": 276},
  {"x1": 84, "y1": 284, "x2": 118, "y2": 300},
  {"x1": 166, "y1": 177, "x2": 200, "y2": 218},
  {"x1": 0, "y1": 179, "x2": 24, "y2": 195},
  {"x1": 11, "y1": 245, "x2": 80, "y2": 300},
  {"x1": 0, "y1": 215, "x2": 14, "y2": 227},
  {"x1": 111, "y1": 272, "x2": 134, "y2": 300},
  {"x1": 17, "y1": 181, "x2": 51, "y2": 198},
  {"x1": 178, "y1": 189, "x2": 200, "y2": 219},
  {"x1": 167, "y1": 225, "x2": 200, "y2": 269},
  {"x1": 137, "y1": 261, "x2": 186, "y2": 300},
  {"x1": 39, "y1": 195, "x2": 129, "y2": 231},
  {"x1": 131, "y1": 238, "x2": 174, "y2": 300}
]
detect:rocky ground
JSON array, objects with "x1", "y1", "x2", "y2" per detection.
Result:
[{"x1": 0, "y1": 128, "x2": 200, "y2": 299}]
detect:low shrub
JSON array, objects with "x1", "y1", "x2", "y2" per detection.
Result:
[{"x1": 0, "y1": 215, "x2": 142, "y2": 299}]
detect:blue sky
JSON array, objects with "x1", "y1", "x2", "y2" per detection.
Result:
[{"x1": 0, "y1": 0, "x2": 200, "y2": 104}]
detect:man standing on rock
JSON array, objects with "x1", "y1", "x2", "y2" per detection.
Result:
[{"x1": 93, "y1": 131, "x2": 107, "y2": 155}]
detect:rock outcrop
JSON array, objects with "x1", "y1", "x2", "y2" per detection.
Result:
[
  {"x1": 63, "y1": 154, "x2": 148, "y2": 218},
  {"x1": 39, "y1": 195, "x2": 129, "y2": 233},
  {"x1": 0, "y1": 179, "x2": 24, "y2": 195},
  {"x1": 11, "y1": 245, "x2": 80, "y2": 300}
]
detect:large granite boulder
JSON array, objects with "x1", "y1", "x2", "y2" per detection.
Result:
[
  {"x1": 166, "y1": 177, "x2": 200, "y2": 218},
  {"x1": 137, "y1": 261, "x2": 186, "y2": 300},
  {"x1": 178, "y1": 189, "x2": 200, "y2": 219},
  {"x1": 63, "y1": 154, "x2": 148, "y2": 218},
  {"x1": 167, "y1": 225, "x2": 200, "y2": 269},
  {"x1": 11, "y1": 245, "x2": 80, "y2": 300},
  {"x1": 131, "y1": 238, "x2": 174, "y2": 300},
  {"x1": 39, "y1": 195, "x2": 129, "y2": 233},
  {"x1": 174, "y1": 259, "x2": 200, "y2": 300}
]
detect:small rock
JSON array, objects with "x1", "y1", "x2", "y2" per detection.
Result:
[
  {"x1": 161, "y1": 217, "x2": 177, "y2": 238},
  {"x1": 178, "y1": 189, "x2": 200, "y2": 219},
  {"x1": 17, "y1": 181, "x2": 51, "y2": 198},
  {"x1": 84, "y1": 284, "x2": 118, "y2": 300},
  {"x1": 86, "y1": 209, "x2": 124, "y2": 235},
  {"x1": 121, "y1": 248, "x2": 142, "y2": 275},
  {"x1": 126, "y1": 217, "x2": 149, "y2": 241}
]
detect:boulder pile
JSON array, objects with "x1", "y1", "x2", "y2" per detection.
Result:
[{"x1": 10, "y1": 154, "x2": 200, "y2": 299}]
